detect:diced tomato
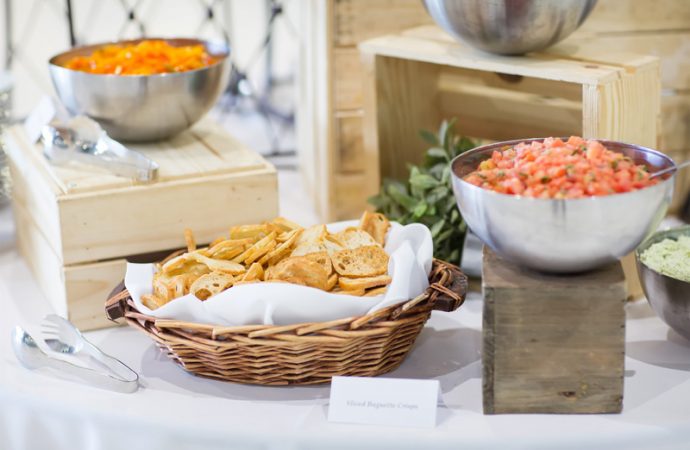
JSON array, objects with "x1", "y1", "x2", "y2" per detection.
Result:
[{"x1": 463, "y1": 137, "x2": 658, "y2": 199}]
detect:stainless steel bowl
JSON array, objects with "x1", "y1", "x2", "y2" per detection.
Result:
[
  {"x1": 49, "y1": 38, "x2": 230, "y2": 142},
  {"x1": 423, "y1": 0, "x2": 598, "y2": 55},
  {"x1": 636, "y1": 226, "x2": 690, "y2": 341},
  {"x1": 451, "y1": 138, "x2": 675, "y2": 273}
]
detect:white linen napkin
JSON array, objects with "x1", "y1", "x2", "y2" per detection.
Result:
[{"x1": 124, "y1": 221, "x2": 433, "y2": 326}]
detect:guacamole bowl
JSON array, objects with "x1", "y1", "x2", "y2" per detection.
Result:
[{"x1": 636, "y1": 226, "x2": 690, "y2": 341}]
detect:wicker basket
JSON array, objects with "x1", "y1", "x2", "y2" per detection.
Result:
[{"x1": 105, "y1": 259, "x2": 467, "y2": 385}]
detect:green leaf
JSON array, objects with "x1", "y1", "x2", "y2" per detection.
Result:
[
  {"x1": 387, "y1": 184, "x2": 417, "y2": 211},
  {"x1": 419, "y1": 129, "x2": 438, "y2": 146},
  {"x1": 412, "y1": 201, "x2": 428, "y2": 218},
  {"x1": 410, "y1": 173, "x2": 439, "y2": 190},
  {"x1": 369, "y1": 117, "x2": 477, "y2": 266},
  {"x1": 430, "y1": 219, "x2": 445, "y2": 238},
  {"x1": 426, "y1": 147, "x2": 448, "y2": 160}
]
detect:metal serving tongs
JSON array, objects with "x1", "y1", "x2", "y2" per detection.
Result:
[
  {"x1": 41, "y1": 116, "x2": 158, "y2": 183},
  {"x1": 11, "y1": 316, "x2": 139, "y2": 393}
]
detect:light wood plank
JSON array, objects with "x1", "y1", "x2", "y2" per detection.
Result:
[
  {"x1": 333, "y1": 0, "x2": 432, "y2": 47},
  {"x1": 359, "y1": 32, "x2": 625, "y2": 86},
  {"x1": 58, "y1": 167, "x2": 278, "y2": 265},
  {"x1": 335, "y1": 112, "x2": 365, "y2": 173},
  {"x1": 333, "y1": 47, "x2": 364, "y2": 111},
  {"x1": 579, "y1": 0, "x2": 690, "y2": 33},
  {"x1": 15, "y1": 118, "x2": 268, "y2": 195},
  {"x1": 559, "y1": 31, "x2": 690, "y2": 90},
  {"x1": 661, "y1": 94, "x2": 690, "y2": 152},
  {"x1": 333, "y1": 173, "x2": 369, "y2": 221},
  {"x1": 13, "y1": 201, "x2": 68, "y2": 317}
]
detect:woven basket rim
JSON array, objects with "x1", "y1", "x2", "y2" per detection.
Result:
[{"x1": 104, "y1": 259, "x2": 467, "y2": 385}]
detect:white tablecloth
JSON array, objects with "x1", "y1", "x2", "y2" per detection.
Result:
[{"x1": 1, "y1": 206, "x2": 690, "y2": 450}]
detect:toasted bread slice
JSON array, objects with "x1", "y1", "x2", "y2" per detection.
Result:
[
  {"x1": 359, "y1": 211, "x2": 390, "y2": 245},
  {"x1": 267, "y1": 256, "x2": 329, "y2": 290},
  {"x1": 338, "y1": 274, "x2": 392, "y2": 291},
  {"x1": 189, "y1": 271, "x2": 235, "y2": 300},
  {"x1": 295, "y1": 224, "x2": 327, "y2": 246},
  {"x1": 303, "y1": 251, "x2": 333, "y2": 276},
  {"x1": 333, "y1": 227, "x2": 378, "y2": 249},
  {"x1": 331, "y1": 245, "x2": 389, "y2": 277}
]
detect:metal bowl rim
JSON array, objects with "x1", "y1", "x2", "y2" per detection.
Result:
[
  {"x1": 450, "y1": 137, "x2": 676, "y2": 203},
  {"x1": 635, "y1": 225, "x2": 690, "y2": 289},
  {"x1": 48, "y1": 37, "x2": 230, "y2": 79}
]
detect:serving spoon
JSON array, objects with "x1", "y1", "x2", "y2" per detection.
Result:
[{"x1": 650, "y1": 159, "x2": 690, "y2": 179}]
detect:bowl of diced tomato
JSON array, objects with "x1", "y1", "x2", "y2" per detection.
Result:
[{"x1": 451, "y1": 137, "x2": 676, "y2": 273}]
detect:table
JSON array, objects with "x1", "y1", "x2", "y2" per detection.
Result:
[{"x1": 1, "y1": 206, "x2": 690, "y2": 450}]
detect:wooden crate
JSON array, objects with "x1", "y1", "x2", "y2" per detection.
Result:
[
  {"x1": 6, "y1": 120, "x2": 278, "y2": 330},
  {"x1": 358, "y1": 25, "x2": 661, "y2": 297},
  {"x1": 482, "y1": 248, "x2": 626, "y2": 414},
  {"x1": 297, "y1": 0, "x2": 690, "y2": 220}
]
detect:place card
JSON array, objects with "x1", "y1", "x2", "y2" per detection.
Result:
[{"x1": 328, "y1": 376, "x2": 440, "y2": 428}]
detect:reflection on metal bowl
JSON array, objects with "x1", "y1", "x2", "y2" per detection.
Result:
[
  {"x1": 422, "y1": 0, "x2": 598, "y2": 55},
  {"x1": 49, "y1": 38, "x2": 230, "y2": 142},
  {"x1": 636, "y1": 226, "x2": 690, "y2": 341},
  {"x1": 451, "y1": 138, "x2": 675, "y2": 273}
]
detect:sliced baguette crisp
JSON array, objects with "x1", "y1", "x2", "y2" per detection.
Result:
[
  {"x1": 338, "y1": 274, "x2": 392, "y2": 291},
  {"x1": 333, "y1": 227, "x2": 378, "y2": 249},
  {"x1": 189, "y1": 271, "x2": 235, "y2": 300},
  {"x1": 359, "y1": 211, "x2": 390, "y2": 245},
  {"x1": 331, "y1": 245, "x2": 389, "y2": 277}
]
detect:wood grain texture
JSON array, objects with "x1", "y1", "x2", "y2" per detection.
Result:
[
  {"x1": 6, "y1": 125, "x2": 279, "y2": 265},
  {"x1": 335, "y1": 112, "x2": 365, "y2": 173},
  {"x1": 556, "y1": 31, "x2": 690, "y2": 91},
  {"x1": 333, "y1": 47, "x2": 364, "y2": 111},
  {"x1": 333, "y1": 0, "x2": 432, "y2": 47},
  {"x1": 368, "y1": 55, "x2": 441, "y2": 181},
  {"x1": 482, "y1": 248, "x2": 626, "y2": 414},
  {"x1": 359, "y1": 25, "x2": 660, "y2": 298},
  {"x1": 13, "y1": 200, "x2": 68, "y2": 317},
  {"x1": 579, "y1": 0, "x2": 690, "y2": 33}
]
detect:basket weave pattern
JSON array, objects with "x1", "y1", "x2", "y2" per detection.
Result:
[{"x1": 106, "y1": 259, "x2": 467, "y2": 385}]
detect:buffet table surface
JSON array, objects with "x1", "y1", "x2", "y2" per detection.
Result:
[{"x1": 1, "y1": 206, "x2": 690, "y2": 450}]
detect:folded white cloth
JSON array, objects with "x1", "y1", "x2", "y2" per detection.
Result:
[{"x1": 124, "y1": 220, "x2": 433, "y2": 326}]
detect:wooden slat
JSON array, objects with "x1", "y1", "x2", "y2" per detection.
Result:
[
  {"x1": 579, "y1": 0, "x2": 690, "y2": 33},
  {"x1": 360, "y1": 32, "x2": 637, "y2": 86},
  {"x1": 438, "y1": 78, "x2": 583, "y2": 142},
  {"x1": 333, "y1": 173, "x2": 369, "y2": 221},
  {"x1": 13, "y1": 200, "x2": 68, "y2": 317},
  {"x1": 335, "y1": 112, "x2": 365, "y2": 173},
  {"x1": 559, "y1": 31, "x2": 690, "y2": 90},
  {"x1": 20, "y1": 118, "x2": 267, "y2": 194},
  {"x1": 660, "y1": 94, "x2": 690, "y2": 152},
  {"x1": 333, "y1": 0, "x2": 432, "y2": 47},
  {"x1": 333, "y1": 47, "x2": 364, "y2": 110},
  {"x1": 58, "y1": 168, "x2": 278, "y2": 265},
  {"x1": 367, "y1": 55, "x2": 441, "y2": 182}
]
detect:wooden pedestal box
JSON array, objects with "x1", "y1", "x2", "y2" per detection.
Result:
[
  {"x1": 482, "y1": 249, "x2": 626, "y2": 414},
  {"x1": 6, "y1": 120, "x2": 278, "y2": 330},
  {"x1": 359, "y1": 25, "x2": 662, "y2": 298}
]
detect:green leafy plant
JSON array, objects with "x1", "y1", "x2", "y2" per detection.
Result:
[{"x1": 368, "y1": 119, "x2": 476, "y2": 265}]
